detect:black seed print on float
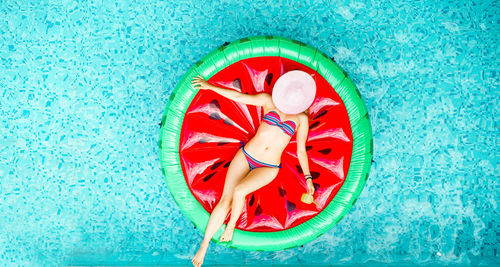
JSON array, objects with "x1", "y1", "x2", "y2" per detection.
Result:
[
  {"x1": 310, "y1": 171, "x2": 320, "y2": 179},
  {"x1": 223, "y1": 161, "x2": 231, "y2": 168},
  {"x1": 265, "y1": 73, "x2": 273, "y2": 86},
  {"x1": 278, "y1": 187, "x2": 286, "y2": 197},
  {"x1": 199, "y1": 138, "x2": 209, "y2": 144},
  {"x1": 209, "y1": 99, "x2": 221, "y2": 109},
  {"x1": 313, "y1": 110, "x2": 327, "y2": 120},
  {"x1": 249, "y1": 194, "x2": 255, "y2": 207},
  {"x1": 223, "y1": 118, "x2": 234, "y2": 126},
  {"x1": 309, "y1": 121, "x2": 320, "y2": 130},
  {"x1": 286, "y1": 200, "x2": 296, "y2": 212},
  {"x1": 232, "y1": 78, "x2": 242, "y2": 89},
  {"x1": 313, "y1": 183, "x2": 320, "y2": 191},
  {"x1": 255, "y1": 204, "x2": 262, "y2": 216},
  {"x1": 203, "y1": 172, "x2": 216, "y2": 182},
  {"x1": 296, "y1": 165, "x2": 303, "y2": 174},
  {"x1": 318, "y1": 148, "x2": 331, "y2": 155},
  {"x1": 217, "y1": 141, "x2": 230, "y2": 146},
  {"x1": 209, "y1": 113, "x2": 221, "y2": 120},
  {"x1": 305, "y1": 145, "x2": 313, "y2": 151},
  {"x1": 211, "y1": 160, "x2": 224, "y2": 170}
]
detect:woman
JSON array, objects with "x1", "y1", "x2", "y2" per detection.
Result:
[{"x1": 190, "y1": 71, "x2": 316, "y2": 267}]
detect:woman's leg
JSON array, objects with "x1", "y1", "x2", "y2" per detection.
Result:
[
  {"x1": 192, "y1": 148, "x2": 249, "y2": 267},
  {"x1": 219, "y1": 167, "x2": 280, "y2": 242}
]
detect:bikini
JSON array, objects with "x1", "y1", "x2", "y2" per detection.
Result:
[{"x1": 240, "y1": 110, "x2": 297, "y2": 170}]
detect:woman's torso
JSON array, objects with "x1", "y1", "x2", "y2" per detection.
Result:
[{"x1": 244, "y1": 105, "x2": 301, "y2": 165}]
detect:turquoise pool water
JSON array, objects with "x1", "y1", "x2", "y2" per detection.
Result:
[{"x1": 0, "y1": 0, "x2": 498, "y2": 266}]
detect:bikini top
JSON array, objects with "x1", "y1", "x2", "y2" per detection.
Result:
[{"x1": 262, "y1": 110, "x2": 297, "y2": 137}]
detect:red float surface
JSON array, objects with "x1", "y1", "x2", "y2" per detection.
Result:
[{"x1": 179, "y1": 57, "x2": 353, "y2": 232}]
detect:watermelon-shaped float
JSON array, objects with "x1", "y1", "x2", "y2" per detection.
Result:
[{"x1": 159, "y1": 36, "x2": 373, "y2": 251}]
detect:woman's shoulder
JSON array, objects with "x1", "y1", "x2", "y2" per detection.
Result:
[
  {"x1": 259, "y1": 93, "x2": 273, "y2": 109},
  {"x1": 297, "y1": 112, "x2": 308, "y2": 120},
  {"x1": 260, "y1": 92, "x2": 272, "y2": 102},
  {"x1": 295, "y1": 112, "x2": 308, "y2": 125}
]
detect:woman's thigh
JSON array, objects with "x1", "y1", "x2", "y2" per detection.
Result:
[
  {"x1": 221, "y1": 148, "x2": 250, "y2": 198},
  {"x1": 234, "y1": 167, "x2": 280, "y2": 197}
]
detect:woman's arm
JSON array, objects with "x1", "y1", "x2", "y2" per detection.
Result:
[
  {"x1": 191, "y1": 75, "x2": 271, "y2": 107},
  {"x1": 295, "y1": 113, "x2": 315, "y2": 194}
]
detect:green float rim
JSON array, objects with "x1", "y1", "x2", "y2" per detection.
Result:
[{"x1": 159, "y1": 35, "x2": 373, "y2": 251}]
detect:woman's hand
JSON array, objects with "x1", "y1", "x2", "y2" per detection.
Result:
[
  {"x1": 306, "y1": 178, "x2": 315, "y2": 195},
  {"x1": 191, "y1": 75, "x2": 211, "y2": 90}
]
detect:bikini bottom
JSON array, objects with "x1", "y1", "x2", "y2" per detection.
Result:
[{"x1": 239, "y1": 141, "x2": 282, "y2": 170}]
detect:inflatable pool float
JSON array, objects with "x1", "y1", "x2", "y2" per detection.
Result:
[{"x1": 159, "y1": 36, "x2": 373, "y2": 251}]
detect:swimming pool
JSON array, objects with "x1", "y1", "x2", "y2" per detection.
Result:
[{"x1": 0, "y1": 0, "x2": 498, "y2": 266}]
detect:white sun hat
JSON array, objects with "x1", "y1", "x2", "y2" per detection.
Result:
[{"x1": 271, "y1": 70, "x2": 317, "y2": 114}]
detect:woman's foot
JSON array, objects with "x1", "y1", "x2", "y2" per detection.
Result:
[
  {"x1": 219, "y1": 225, "x2": 234, "y2": 242},
  {"x1": 191, "y1": 242, "x2": 208, "y2": 267}
]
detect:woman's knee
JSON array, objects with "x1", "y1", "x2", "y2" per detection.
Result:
[
  {"x1": 232, "y1": 185, "x2": 247, "y2": 200},
  {"x1": 218, "y1": 195, "x2": 232, "y2": 208}
]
